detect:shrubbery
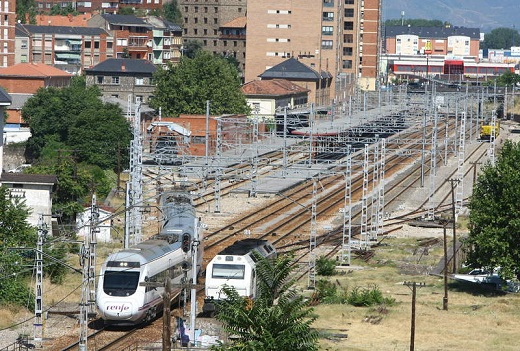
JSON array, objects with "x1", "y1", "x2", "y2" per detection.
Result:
[{"x1": 315, "y1": 280, "x2": 395, "y2": 307}]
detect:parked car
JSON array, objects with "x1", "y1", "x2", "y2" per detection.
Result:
[{"x1": 7, "y1": 164, "x2": 31, "y2": 173}]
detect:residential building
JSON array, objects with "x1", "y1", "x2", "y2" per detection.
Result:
[
  {"x1": 0, "y1": 86, "x2": 12, "y2": 171},
  {"x1": 84, "y1": 58, "x2": 157, "y2": 106},
  {"x1": 88, "y1": 14, "x2": 153, "y2": 60},
  {"x1": 0, "y1": 62, "x2": 73, "y2": 94},
  {"x1": 33, "y1": 0, "x2": 161, "y2": 14},
  {"x1": 241, "y1": 78, "x2": 309, "y2": 123},
  {"x1": 4, "y1": 93, "x2": 32, "y2": 144},
  {"x1": 15, "y1": 23, "x2": 114, "y2": 73},
  {"x1": 384, "y1": 25, "x2": 480, "y2": 58},
  {"x1": 35, "y1": 14, "x2": 93, "y2": 27},
  {"x1": 179, "y1": 0, "x2": 247, "y2": 71},
  {"x1": 87, "y1": 14, "x2": 183, "y2": 65},
  {"x1": 0, "y1": 0, "x2": 16, "y2": 67},
  {"x1": 258, "y1": 58, "x2": 331, "y2": 106},
  {"x1": 245, "y1": 0, "x2": 382, "y2": 97}
]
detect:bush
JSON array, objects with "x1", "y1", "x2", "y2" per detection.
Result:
[
  {"x1": 346, "y1": 284, "x2": 395, "y2": 307},
  {"x1": 316, "y1": 256, "x2": 337, "y2": 276}
]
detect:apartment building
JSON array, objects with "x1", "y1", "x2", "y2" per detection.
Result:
[
  {"x1": 34, "y1": 0, "x2": 161, "y2": 14},
  {"x1": 87, "y1": 14, "x2": 182, "y2": 65},
  {"x1": 16, "y1": 24, "x2": 114, "y2": 74},
  {"x1": 0, "y1": 0, "x2": 16, "y2": 67},
  {"x1": 179, "y1": 0, "x2": 247, "y2": 72},
  {"x1": 245, "y1": 0, "x2": 382, "y2": 99}
]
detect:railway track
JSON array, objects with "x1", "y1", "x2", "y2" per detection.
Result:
[{"x1": 57, "y1": 98, "x2": 495, "y2": 350}]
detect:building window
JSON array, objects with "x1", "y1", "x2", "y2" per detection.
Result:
[
  {"x1": 112, "y1": 76, "x2": 120, "y2": 84},
  {"x1": 323, "y1": 0, "x2": 333, "y2": 6},
  {"x1": 85, "y1": 41, "x2": 91, "y2": 48},
  {"x1": 323, "y1": 12, "x2": 333, "y2": 21},
  {"x1": 204, "y1": 17, "x2": 208, "y2": 23},
  {"x1": 321, "y1": 40, "x2": 333, "y2": 50},
  {"x1": 343, "y1": 46, "x2": 353, "y2": 56},
  {"x1": 97, "y1": 76, "x2": 104, "y2": 84},
  {"x1": 204, "y1": 29, "x2": 208, "y2": 35},
  {"x1": 214, "y1": 18, "x2": 218, "y2": 24},
  {"x1": 214, "y1": 7, "x2": 218, "y2": 13},
  {"x1": 343, "y1": 60, "x2": 352, "y2": 69},
  {"x1": 344, "y1": 21, "x2": 353, "y2": 30},
  {"x1": 322, "y1": 26, "x2": 333, "y2": 35},
  {"x1": 194, "y1": 6, "x2": 198, "y2": 12},
  {"x1": 136, "y1": 95, "x2": 143, "y2": 103},
  {"x1": 194, "y1": 17, "x2": 198, "y2": 23},
  {"x1": 344, "y1": 8, "x2": 354, "y2": 17},
  {"x1": 135, "y1": 77, "x2": 144, "y2": 85},
  {"x1": 94, "y1": 41, "x2": 100, "y2": 49},
  {"x1": 344, "y1": 0, "x2": 354, "y2": 4},
  {"x1": 21, "y1": 40, "x2": 27, "y2": 49},
  {"x1": 204, "y1": 6, "x2": 207, "y2": 12}
]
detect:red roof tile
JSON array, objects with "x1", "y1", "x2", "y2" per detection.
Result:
[
  {"x1": 35, "y1": 14, "x2": 92, "y2": 27},
  {"x1": 0, "y1": 63, "x2": 73, "y2": 77},
  {"x1": 221, "y1": 16, "x2": 246, "y2": 28},
  {"x1": 241, "y1": 79, "x2": 310, "y2": 96}
]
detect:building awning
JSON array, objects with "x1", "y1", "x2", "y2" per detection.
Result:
[
  {"x1": 55, "y1": 53, "x2": 81, "y2": 60},
  {"x1": 66, "y1": 39, "x2": 82, "y2": 45}
]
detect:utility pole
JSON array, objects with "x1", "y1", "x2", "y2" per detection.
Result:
[
  {"x1": 34, "y1": 214, "x2": 48, "y2": 348},
  {"x1": 470, "y1": 161, "x2": 481, "y2": 187},
  {"x1": 449, "y1": 179, "x2": 459, "y2": 273},
  {"x1": 442, "y1": 223, "x2": 449, "y2": 311},
  {"x1": 404, "y1": 281, "x2": 425, "y2": 351},
  {"x1": 79, "y1": 195, "x2": 99, "y2": 351}
]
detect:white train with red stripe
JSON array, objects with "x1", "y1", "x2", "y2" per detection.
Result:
[{"x1": 96, "y1": 191, "x2": 203, "y2": 325}]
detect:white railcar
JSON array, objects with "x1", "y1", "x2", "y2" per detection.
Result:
[
  {"x1": 96, "y1": 192, "x2": 202, "y2": 325},
  {"x1": 203, "y1": 238, "x2": 276, "y2": 316}
]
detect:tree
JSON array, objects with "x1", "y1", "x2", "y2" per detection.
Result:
[
  {"x1": 212, "y1": 253, "x2": 319, "y2": 351},
  {"x1": 163, "y1": 0, "x2": 182, "y2": 24},
  {"x1": 0, "y1": 186, "x2": 37, "y2": 305},
  {"x1": 26, "y1": 141, "x2": 116, "y2": 223},
  {"x1": 150, "y1": 50, "x2": 250, "y2": 117},
  {"x1": 467, "y1": 140, "x2": 520, "y2": 280},
  {"x1": 16, "y1": 0, "x2": 37, "y2": 24},
  {"x1": 181, "y1": 39, "x2": 203, "y2": 59},
  {"x1": 481, "y1": 27, "x2": 520, "y2": 51},
  {"x1": 494, "y1": 71, "x2": 520, "y2": 87},
  {"x1": 22, "y1": 75, "x2": 131, "y2": 172},
  {"x1": 385, "y1": 18, "x2": 446, "y2": 27}
]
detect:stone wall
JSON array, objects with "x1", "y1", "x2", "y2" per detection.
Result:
[{"x1": 2, "y1": 144, "x2": 26, "y2": 172}]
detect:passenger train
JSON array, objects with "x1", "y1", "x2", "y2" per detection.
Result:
[
  {"x1": 96, "y1": 191, "x2": 203, "y2": 325},
  {"x1": 202, "y1": 238, "x2": 276, "y2": 316}
]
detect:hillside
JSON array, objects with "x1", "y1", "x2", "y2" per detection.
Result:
[{"x1": 384, "y1": 0, "x2": 520, "y2": 33}]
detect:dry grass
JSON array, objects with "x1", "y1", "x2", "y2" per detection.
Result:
[{"x1": 310, "y1": 236, "x2": 520, "y2": 351}]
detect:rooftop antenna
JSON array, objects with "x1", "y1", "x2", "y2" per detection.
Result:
[{"x1": 401, "y1": 11, "x2": 405, "y2": 26}]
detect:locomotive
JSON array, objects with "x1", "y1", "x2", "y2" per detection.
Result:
[
  {"x1": 202, "y1": 238, "x2": 276, "y2": 317},
  {"x1": 96, "y1": 191, "x2": 203, "y2": 325}
]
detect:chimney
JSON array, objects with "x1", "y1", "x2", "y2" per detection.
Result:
[{"x1": 121, "y1": 62, "x2": 126, "y2": 71}]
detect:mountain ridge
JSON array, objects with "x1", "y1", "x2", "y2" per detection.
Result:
[{"x1": 383, "y1": 0, "x2": 520, "y2": 33}]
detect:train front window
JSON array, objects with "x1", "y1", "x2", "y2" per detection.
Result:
[
  {"x1": 212, "y1": 264, "x2": 245, "y2": 279},
  {"x1": 103, "y1": 271, "x2": 140, "y2": 296}
]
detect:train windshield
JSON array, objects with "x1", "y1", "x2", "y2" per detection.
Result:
[
  {"x1": 103, "y1": 271, "x2": 140, "y2": 296},
  {"x1": 212, "y1": 264, "x2": 245, "y2": 279}
]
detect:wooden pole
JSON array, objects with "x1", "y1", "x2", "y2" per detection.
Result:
[
  {"x1": 163, "y1": 276, "x2": 172, "y2": 351},
  {"x1": 443, "y1": 225, "x2": 449, "y2": 311}
]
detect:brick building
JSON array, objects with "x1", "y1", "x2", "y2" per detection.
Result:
[
  {"x1": 245, "y1": 0, "x2": 382, "y2": 98},
  {"x1": 0, "y1": 0, "x2": 16, "y2": 67},
  {"x1": 0, "y1": 62, "x2": 73, "y2": 94},
  {"x1": 179, "y1": 0, "x2": 247, "y2": 73},
  {"x1": 87, "y1": 14, "x2": 183, "y2": 65}
]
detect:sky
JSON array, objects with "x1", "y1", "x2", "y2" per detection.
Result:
[{"x1": 383, "y1": 0, "x2": 520, "y2": 32}]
